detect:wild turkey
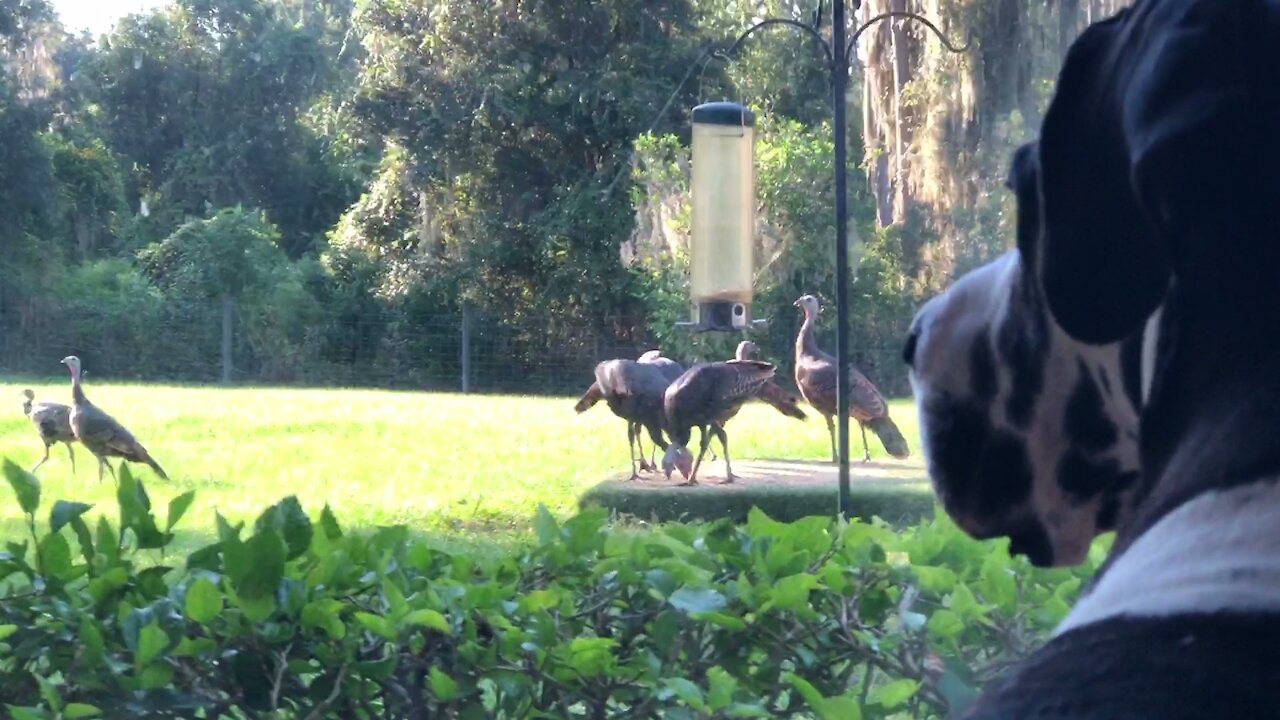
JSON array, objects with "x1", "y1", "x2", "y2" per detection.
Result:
[
  {"x1": 60, "y1": 356, "x2": 169, "y2": 483},
  {"x1": 636, "y1": 350, "x2": 686, "y2": 466},
  {"x1": 793, "y1": 295, "x2": 910, "y2": 462},
  {"x1": 661, "y1": 359, "x2": 777, "y2": 485},
  {"x1": 574, "y1": 357, "x2": 675, "y2": 480},
  {"x1": 638, "y1": 349, "x2": 684, "y2": 383},
  {"x1": 21, "y1": 389, "x2": 76, "y2": 475},
  {"x1": 733, "y1": 341, "x2": 807, "y2": 421}
]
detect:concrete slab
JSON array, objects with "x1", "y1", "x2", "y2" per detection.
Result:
[
  {"x1": 600, "y1": 457, "x2": 929, "y2": 490},
  {"x1": 581, "y1": 458, "x2": 935, "y2": 525}
]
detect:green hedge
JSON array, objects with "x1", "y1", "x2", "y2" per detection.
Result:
[{"x1": 0, "y1": 459, "x2": 1098, "y2": 718}]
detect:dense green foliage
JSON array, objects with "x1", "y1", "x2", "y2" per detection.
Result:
[
  {"x1": 0, "y1": 0, "x2": 1107, "y2": 391},
  {"x1": 0, "y1": 459, "x2": 1101, "y2": 717}
]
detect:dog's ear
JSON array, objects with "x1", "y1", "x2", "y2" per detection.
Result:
[
  {"x1": 1123, "y1": 2, "x2": 1265, "y2": 227},
  {"x1": 1007, "y1": 142, "x2": 1041, "y2": 266},
  {"x1": 1034, "y1": 0, "x2": 1267, "y2": 345},
  {"x1": 1035, "y1": 12, "x2": 1168, "y2": 345}
]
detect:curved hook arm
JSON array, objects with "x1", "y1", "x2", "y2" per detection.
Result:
[
  {"x1": 722, "y1": 17, "x2": 834, "y2": 67},
  {"x1": 844, "y1": 11, "x2": 972, "y2": 65}
]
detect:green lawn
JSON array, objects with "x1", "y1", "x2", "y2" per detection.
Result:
[{"x1": 1, "y1": 377, "x2": 921, "y2": 550}]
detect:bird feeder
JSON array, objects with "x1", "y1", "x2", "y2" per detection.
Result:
[{"x1": 679, "y1": 101, "x2": 764, "y2": 332}]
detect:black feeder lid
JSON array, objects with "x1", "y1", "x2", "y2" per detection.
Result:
[{"x1": 692, "y1": 102, "x2": 755, "y2": 127}]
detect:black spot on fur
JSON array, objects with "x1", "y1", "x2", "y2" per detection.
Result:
[
  {"x1": 923, "y1": 397, "x2": 1033, "y2": 539},
  {"x1": 976, "y1": 431, "x2": 1035, "y2": 519},
  {"x1": 921, "y1": 396, "x2": 989, "y2": 506},
  {"x1": 1095, "y1": 496, "x2": 1121, "y2": 531},
  {"x1": 1057, "y1": 449, "x2": 1137, "y2": 500},
  {"x1": 1065, "y1": 360, "x2": 1117, "y2": 451},
  {"x1": 997, "y1": 274, "x2": 1048, "y2": 429},
  {"x1": 970, "y1": 338, "x2": 998, "y2": 401},
  {"x1": 1005, "y1": 516, "x2": 1054, "y2": 567}
]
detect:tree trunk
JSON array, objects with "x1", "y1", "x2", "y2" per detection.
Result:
[
  {"x1": 889, "y1": 0, "x2": 913, "y2": 225},
  {"x1": 1058, "y1": 0, "x2": 1081, "y2": 51},
  {"x1": 861, "y1": 1, "x2": 895, "y2": 227},
  {"x1": 74, "y1": 213, "x2": 94, "y2": 258},
  {"x1": 221, "y1": 293, "x2": 234, "y2": 385}
]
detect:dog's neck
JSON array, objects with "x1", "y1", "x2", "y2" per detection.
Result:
[
  {"x1": 1105, "y1": 257, "x2": 1280, "y2": 570},
  {"x1": 1057, "y1": 478, "x2": 1280, "y2": 635}
]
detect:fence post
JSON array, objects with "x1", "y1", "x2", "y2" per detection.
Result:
[
  {"x1": 221, "y1": 293, "x2": 234, "y2": 385},
  {"x1": 461, "y1": 299, "x2": 472, "y2": 393}
]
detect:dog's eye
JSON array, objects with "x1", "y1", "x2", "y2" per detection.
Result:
[{"x1": 902, "y1": 330, "x2": 919, "y2": 367}]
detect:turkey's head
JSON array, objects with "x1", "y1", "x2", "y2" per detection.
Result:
[
  {"x1": 21, "y1": 389, "x2": 33, "y2": 401},
  {"x1": 793, "y1": 294, "x2": 821, "y2": 319},
  {"x1": 735, "y1": 341, "x2": 760, "y2": 361},
  {"x1": 60, "y1": 356, "x2": 82, "y2": 380},
  {"x1": 661, "y1": 443, "x2": 693, "y2": 481}
]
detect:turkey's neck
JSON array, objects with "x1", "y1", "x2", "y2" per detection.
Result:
[
  {"x1": 796, "y1": 310, "x2": 822, "y2": 360},
  {"x1": 21, "y1": 400, "x2": 31, "y2": 417},
  {"x1": 70, "y1": 368, "x2": 87, "y2": 405},
  {"x1": 670, "y1": 423, "x2": 691, "y2": 447}
]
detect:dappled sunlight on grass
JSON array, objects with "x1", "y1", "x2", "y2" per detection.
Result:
[{"x1": 0, "y1": 378, "x2": 921, "y2": 549}]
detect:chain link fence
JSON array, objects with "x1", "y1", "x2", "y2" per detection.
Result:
[{"x1": 0, "y1": 299, "x2": 911, "y2": 397}]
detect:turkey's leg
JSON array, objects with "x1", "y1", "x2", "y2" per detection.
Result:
[
  {"x1": 66, "y1": 443, "x2": 75, "y2": 476},
  {"x1": 859, "y1": 422, "x2": 872, "y2": 462},
  {"x1": 632, "y1": 422, "x2": 648, "y2": 472},
  {"x1": 97, "y1": 456, "x2": 117, "y2": 485},
  {"x1": 712, "y1": 424, "x2": 736, "y2": 484},
  {"x1": 31, "y1": 444, "x2": 51, "y2": 474},
  {"x1": 644, "y1": 423, "x2": 666, "y2": 472},
  {"x1": 826, "y1": 415, "x2": 837, "y2": 462},
  {"x1": 637, "y1": 423, "x2": 656, "y2": 473},
  {"x1": 626, "y1": 423, "x2": 642, "y2": 481}
]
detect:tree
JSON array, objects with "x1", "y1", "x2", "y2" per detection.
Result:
[
  {"x1": 344, "y1": 0, "x2": 716, "y2": 333},
  {"x1": 0, "y1": 0, "x2": 61, "y2": 361},
  {"x1": 81, "y1": 0, "x2": 361, "y2": 256},
  {"x1": 139, "y1": 207, "x2": 287, "y2": 383},
  {"x1": 46, "y1": 134, "x2": 127, "y2": 258}
]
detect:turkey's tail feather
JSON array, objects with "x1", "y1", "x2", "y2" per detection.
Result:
[
  {"x1": 574, "y1": 382, "x2": 604, "y2": 413},
  {"x1": 867, "y1": 415, "x2": 909, "y2": 459},
  {"x1": 127, "y1": 442, "x2": 169, "y2": 481},
  {"x1": 144, "y1": 454, "x2": 169, "y2": 482}
]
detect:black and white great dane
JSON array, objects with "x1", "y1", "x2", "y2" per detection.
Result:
[{"x1": 906, "y1": 0, "x2": 1280, "y2": 716}]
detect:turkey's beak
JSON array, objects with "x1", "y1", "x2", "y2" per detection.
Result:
[{"x1": 792, "y1": 299, "x2": 802, "y2": 308}]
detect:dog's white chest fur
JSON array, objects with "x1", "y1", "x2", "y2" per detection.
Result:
[{"x1": 1055, "y1": 479, "x2": 1280, "y2": 636}]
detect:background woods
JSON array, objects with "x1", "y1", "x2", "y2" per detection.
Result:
[{"x1": 0, "y1": 0, "x2": 1129, "y2": 394}]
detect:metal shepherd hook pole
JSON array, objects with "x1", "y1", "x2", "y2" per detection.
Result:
[
  {"x1": 832, "y1": 0, "x2": 854, "y2": 522},
  {"x1": 831, "y1": 5, "x2": 966, "y2": 520},
  {"x1": 716, "y1": 1, "x2": 968, "y2": 520}
]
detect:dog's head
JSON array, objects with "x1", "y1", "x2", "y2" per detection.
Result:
[
  {"x1": 906, "y1": 0, "x2": 1280, "y2": 567},
  {"x1": 905, "y1": 145, "x2": 1143, "y2": 567}
]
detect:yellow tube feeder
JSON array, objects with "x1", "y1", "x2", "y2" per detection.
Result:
[{"x1": 685, "y1": 101, "x2": 761, "y2": 332}]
